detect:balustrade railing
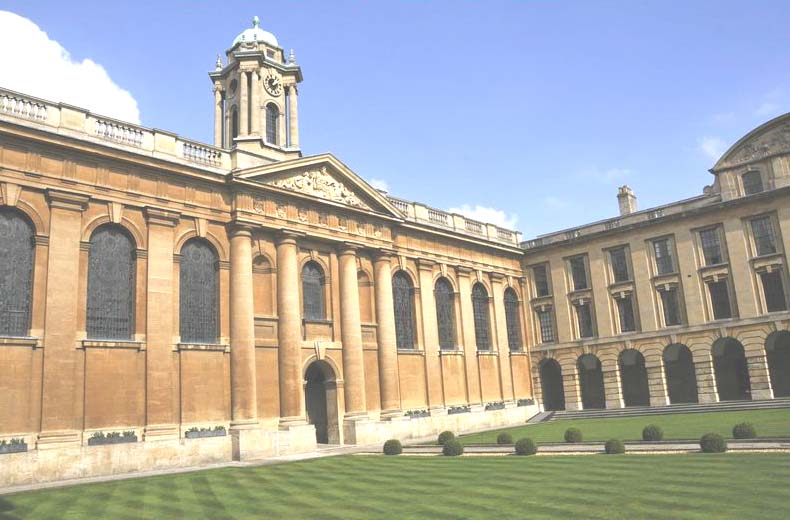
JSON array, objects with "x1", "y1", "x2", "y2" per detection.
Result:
[
  {"x1": 182, "y1": 141, "x2": 223, "y2": 166},
  {"x1": 1, "y1": 93, "x2": 47, "y2": 121},
  {"x1": 94, "y1": 119, "x2": 145, "y2": 147}
]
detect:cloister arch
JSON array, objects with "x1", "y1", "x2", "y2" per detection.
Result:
[
  {"x1": 539, "y1": 358, "x2": 565, "y2": 411},
  {"x1": 663, "y1": 343, "x2": 698, "y2": 404},
  {"x1": 304, "y1": 359, "x2": 340, "y2": 444},
  {"x1": 765, "y1": 331, "x2": 790, "y2": 397},
  {"x1": 712, "y1": 337, "x2": 751, "y2": 401},
  {"x1": 577, "y1": 354, "x2": 605, "y2": 409},
  {"x1": 618, "y1": 349, "x2": 650, "y2": 407}
]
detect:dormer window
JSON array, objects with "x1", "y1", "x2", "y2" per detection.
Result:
[{"x1": 742, "y1": 170, "x2": 764, "y2": 195}]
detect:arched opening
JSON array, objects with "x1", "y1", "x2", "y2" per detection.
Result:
[
  {"x1": 539, "y1": 358, "x2": 565, "y2": 411},
  {"x1": 504, "y1": 288, "x2": 523, "y2": 351},
  {"x1": 472, "y1": 283, "x2": 491, "y2": 351},
  {"x1": 179, "y1": 238, "x2": 219, "y2": 344},
  {"x1": 0, "y1": 208, "x2": 35, "y2": 337},
  {"x1": 766, "y1": 331, "x2": 790, "y2": 397},
  {"x1": 302, "y1": 261, "x2": 326, "y2": 321},
  {"x1": 712, "y1": 337, "x2": 751, "y2": 401},
  {"x1": 392, "y1": 271, "x2": 416, "y2": 349},
  {"x1": 230, "y1": 106, "x2": 239, "y2": 142},
  {"x1": 577, "y1": 354, "x2": 605, "y2": 409},
  {"x1": 266, "y1": 103, "x2": 279, "y2": 145},
  {"x1": 304, "y1": 360, "x2": 340, "y2": 444},
  {"x1": 434, "y1": 277, "x2": 456, "y2": 350},
  {"x1": 619, "y1": 349, "x2": 650, "y2": 407},
  {"x1": 663, "y1": 343, "x2": 698, "y2": 404}
]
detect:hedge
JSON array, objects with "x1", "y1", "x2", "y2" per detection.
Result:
[
  {"x1": 514, "y1": 438, "x2": 537, "y2": 456},
  {"x1": 564, "y1": 427, "x2": 583, "y2": 443}
]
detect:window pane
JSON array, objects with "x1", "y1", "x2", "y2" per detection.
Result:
[
  {"x1": 533, "y1": 265, "x2": 550, "y2": 297},
  {"x1": 393, "y1": 272, "x2": 415, "y2": 349},
  {"x1": 179, "y1": 240, "x2": 219, "y2": 343},
  {"x1": 617, "y1": 295, "x2": 636, "y2": 332},
  {"x1": 87, "y1": 226, "x2": 135, "y2": 340},
  {"x1": 570, "y1": 256, "x2": 588, "y2": 290},
  {"x1": 0, "y1": 210, "x2": 34, "y2": 336},
  {"x1": 537, "y1": 310, "x2": 555, "y2": 343},
  {"x1": 610, "y1": 247, "x2": 630, "y2": 282},
  {"x1": 576, "y1": 303, "x2": 594, "y2": 338},
  {"x1": 504, "y1": 289, "x2": 522, "y2": 351},
  {"x1": 761, "y1": 271, "x2": 787, "y2": 312},
  {"x1": 435, "y1": 278, "x2": 455, "y2": 349},
  {"x1": 708, "y1": 280, "x2": 732, "y2": 320},
  {"x1": 266, "y1": 104, "x2": 278, "y2": 144},
  {"x1": 743, "y1": 171, "x2": 764, "y2": 195},
  {"x1": 699, "y1": 228, "x2": 723, "y2": 266},
  {"x1": 472, "y1": 283, "x2": 491, "y2": 350},
  {"x1": 653, "y1": 239, "x2": 674, "y2": 275},
  {"x1": 660, "y1": 288, "x2": 682, "y2": 326},
  {"x1": 751, "y1": 217, "x2": 777, "y2": 256},
  {"x1": 302, "y1": 262, "x2": 325, "y2": 320}
]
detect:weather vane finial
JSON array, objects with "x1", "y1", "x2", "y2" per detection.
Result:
[{"x1": 253, "y1": 15, "x2": 260, "y2": 28}]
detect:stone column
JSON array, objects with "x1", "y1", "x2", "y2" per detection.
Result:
[
  {"x1": 746, "y1": 353, "x2": 774, "y2": 400},
  {"x1": 229, "y1": 225, "x2": 258, "y2": 427},
  {"x1": 288, "y1": 85, "x2": 300, "y2": 148},
  {"x1": 38, "y1": 190, "x2": 89, "y2": 446},
  {"x1": 490, "y1": 274, "x2": 515, "y2": 402},
  {"x1": 338, "y1": 244, "x2": 367, "y2": 418},
  {"x1": 561, "y1": 368, "x2": 583, "y2": 411},
  {"x1": 374, "y1": 252, "x2": 401, "y2": 417},
  {"x1": 456, "y1": 267, "x2": 482, "y2": 405},
  {"x1": 213, "y1": 86, "x2": 223, "y2": 147},
  {"x1": 602, "y1": 366, "x2": 624, "y2": 409},
  {"x1": 143, "y1": 208, "x2": 180, "y2": 440},
  {"x1": 250, "y1": 71, "x2": 260, "y2": 136},
  {"x1": 276, "y1": 231, "x2": 304, "y2": 425},
  {"x1": 239, "y1": 71, "x2": 249, "y2": 136},
  {"x1": 417, "y1": 259, "x2": 444, "y2": 410},
  {"x1": 694, "y1": 357, "x2": 719, "y2": 403},
  {"x1": 645, "y1": 362, "x2": 669, "y2": 407}
]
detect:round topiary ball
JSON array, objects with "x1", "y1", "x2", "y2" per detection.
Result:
[
  {"x1": 383, "y1": 439, "x2": 402, "y2": 456},
  {"x1": 564, "y1": 427, "x2": 583, "y2": 443},
  {"x1": 497, "y1": 432, "x2": 514, "y2": 445},
  {"x1": 514, "y1": 438, "x2": 537, "y2": 456},
  {"x1": 438, "y1": 431, "x2": 455, "y2": 446},
  {"x1": 642, "y1": 424, "x2": 664, "y2": 441},
  {"x1": 700, "y1": 433, "x2": 727, "y2": 453},
  {"x1": 732, "y1": 422, "x2": 757, "y2": 439},
  {"x1": 605, "y1": 439, "x2": 625, "y2": 454},
  {"x1": 442, "y1": 439, "x2": 464, "y2": 456}
]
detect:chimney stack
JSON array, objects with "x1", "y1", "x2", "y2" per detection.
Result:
[{"x1": 617, "y1": 185, "x2": 637, "y2": 215}]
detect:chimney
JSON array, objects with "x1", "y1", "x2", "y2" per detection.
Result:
[{"x1": 617, "y1": 185, "x2": 637, "y2": 215}]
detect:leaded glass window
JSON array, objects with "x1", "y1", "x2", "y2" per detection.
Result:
[
  {"x1": 761, "y1": 270, "x2": 787, "y2": 312},
  {"x1": 533, "y1": 264, "x2": 550, "y2": 297},
  {"x1": 700, "y1": 227, "x2": 724, "y2": 266},
  {"x1": 576, "y1": 302, "x2": 594, "y2": 338},
  {"x1": 266, "y1": 104, "x2": 279, "y2": 145},
  {"x1": 616, "y1": 295, "x2": 636, "y2": 333},
  {"x1": 0, "y1": 210, "x2": 34, "y2": 337},
  {"x1": 609, "y1": 247, "x2": 630, "y2": 283},
  {"x1": 86, "y1": 225, "x2": 135, "y2": 340},
  {"x1": 708, "y1": 280, "x2": 732, "y2": 320},
  {"x1": 302, "y1": 262, "x2": 325, "y2": 320},
  {"x1": 392, "y1": 271, "x2": 415, "y2": 349},
  {"x1": 569, "y1": 256, "x2": 588, "y2": 290},
  {"x1": 434, "y1": 277, "x2": 455, "y2": 350},
  {"x1": 179, "y1": 239, "x2": 219, "y2": 343},
  {"x1": 751, "y1": 217, "x2": 777, "y2": 256},
  {"x1": 537, "y1": 309, "x2": 555, "y2": 343},
  {"x1": 472, "y1": 283, "x2": 491, "y2": 350},
  {"x1": 653, "y1": 238, "x2": 675, "y2": 275},
  {"x1": 742, "y1": 171, "x2": 763, "y2": 195},
  {"x1": 504, "y1": 288, "x2": 522, "y2": 351},
  {"x1": 660, "y1": 287, "x2": 682, "y2": 326}
]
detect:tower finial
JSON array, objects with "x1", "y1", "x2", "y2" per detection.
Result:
[
  {"x1": 215, "y1": 54, "x2": 222, "y2": 71},
  {"x1": 252, "y1": 15, "x2": 260, "y2": 28},
  {"x1": 289, "y1": 48, "x2": 296, "y2": 65}
]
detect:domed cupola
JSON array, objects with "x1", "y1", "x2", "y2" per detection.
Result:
[{"x1": 232, "y1": 16, "x2": 279, "y2": 48}]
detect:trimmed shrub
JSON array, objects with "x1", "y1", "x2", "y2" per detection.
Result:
[
  {"x1": 564, "y1": 427, "x2": 583, "y2": 443},
  {"x1": 442, "y1": 439, "x2": 464, "y2": 456},
  {"x1": 383, "y1": 439, "x2": 402, "y2": 456},
  {"x1": 438, "y1": 431, "x2": 455, "y2": 446},
  {"x1": 732, "y1": 422, "x2": 757, "y2": 439},
  {"x1": 497, "y1": 432, "x2": 514, "y2": 445},
  {"x1": 514, "y1": 438, "x2": 537, "y2": 456},
  {"x1": 642, "y1": 424, "x2": 664, "y2": 441},
  {"x1": 605, "y1": 439, "x2": 625, "y2": 454},
  {"x1": 700, "y1": 433, "x2": 727, "y2": 453}
]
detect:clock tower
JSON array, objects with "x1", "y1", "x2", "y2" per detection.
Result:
[{"x1": 209, "y1": 16, "x2": 303, "y2": 161}]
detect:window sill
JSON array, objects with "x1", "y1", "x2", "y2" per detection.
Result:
[
  {"x1": 177, "y1": 343, "x2": 229, "y2": 352},
  {"x1": 509, "y1": 350, "x2": 529, "y2": 356},
  {"x1": 303, "y1": 318, "x2": 333, "y2": 325},
  {"x1": 439, "y1": 349, "x2": 464, "y2": 356},
  {"x1": 476, "y1": 350, "x2": 498, "y2": 356},
  {"x1": 0, "y1": 336, "x2": 40, "y2": 348},
  {"x1": 397, "y1": 349, "x2": 424, "y2": 355},
  {"x1": 82, "y1": 339, "x2": 145, "y2": 350}
]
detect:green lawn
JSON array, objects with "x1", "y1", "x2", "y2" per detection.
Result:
[
  {"x1": 459, "y1": 408, "x2": 790, "y2": 444},
  {"x1": 1, "y1": 454, "x2": 788, "y2": 519}
]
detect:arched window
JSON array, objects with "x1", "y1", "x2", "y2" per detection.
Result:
[
  {"x1": 434, "y1": 277, "x2": 455, "y2": 350},
  {"x1": 231, "y1": 106, "x2": 239, "y2": 141},
  {"x1": 472, "y1": 283, "x2": 491, "y2": 350},
  {"x1": 86, "y1": 225, "x2": 135, "y2": 339},
  {"x1": 0, "y1": 209, "x2": 34, "y2": 336},
  {"x1": 179, "y1": 239, "x2": 219, "y2": 343},
  {"x1": 392, "y1": 271, "x2": 416, "y2": 349},
  {"x1": 266, "y1": 104, "x2": 279, "y2": 145},
  {"x1": 302, "y1": 262, "x2": 326, "y2": 320},
  {"x1": 504, "y1": 288, "x2": 522, "y2": 351}
]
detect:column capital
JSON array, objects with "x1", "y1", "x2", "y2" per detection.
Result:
[
  {"x1": 373, "y1": 248, "x2": 397, "y2": 262},
  {"x1": 338, "y1": 241, "x2": 364, "y2": 256},
  {"x1": 275, "y1": 228, "x2": 305, "y2": 246},
  {"x1": 144, "y1": 207, "x2": 180, "y2": 227},
  {"x1": 287, "y1": 84, "x2": 299, "y2": 96},
  {"x1": 46, "y1": 189, "x2": 89, "y2": 212},
  {"x1": 227, "y1": 223, "x2": 254, "y2": 239}
]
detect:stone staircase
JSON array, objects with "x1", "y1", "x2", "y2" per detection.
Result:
[{"x1": 546, "y1": 397, "x2": 790, "y2": 421}]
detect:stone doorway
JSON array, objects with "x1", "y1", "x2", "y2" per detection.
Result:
[
  {"x1": 766, "y1": 331, "x2": 790, "y2": 397},
  {"x1": 663, "y1": 343, "x2": 698, "y2": 404},
  {"x1": 712, "y1": 338, "x2": 751, "y2": 401},
  {"x1": 304, "y1": 360, "x2": 341, "y2": 444},
  {"x1": 539, "y1": 358, "x2": 565, "y2": 411},
  {"x1": 619, "y1": 349, "x2": 650, "y2": 407},
  {"x1": 578, "y1": 354, "x2": 605, "y2": 409}
]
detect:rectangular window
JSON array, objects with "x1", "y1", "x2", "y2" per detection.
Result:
[
  {"x1": 751, "y1": 217, "x2": 777, "y2": 256},
  {"x1": 533, "y1": 265, "x2": 550, "y2": 297},
  {"x1": 575, "y1": 302, "x2": 594, "y2": 338},
  {"x1": 743, "y1": 171, "x2": 764, "y2": 195},
  {"x1": 537, "y1": 309, "x2": 555, "y2": 343},
  {"x1": 616, "y1": 295, "x2": 636, "y2": 333},
  {"x1": 761, "y1": 270, "x2": 788, "y2": 312},
  {"x1": 659, "y1": 288, "x2": 682, "y2": 326},
  {"x1": 569, "y1": 256, "x2": 588, "y2": 291},
  {"x1": 699, "y1": 227, "x2": 724, "y2": 266},
  {"x1": 610, "y1": 247, "x2": 630, "y2": 283},
  {"x1": 653, "y1": 238, "x2": 675, "y2": 275},
  {"x1": 708, "y1": 280, "x2": 732, "y2": 320}
]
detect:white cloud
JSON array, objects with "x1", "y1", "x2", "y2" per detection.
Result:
[
  {"x1": 698, "y1": 136, "x2": 726, "y2": 160},
  {"x1": 448, "y1": 204, "x2": 518, "y2": 229},
  {"x1": 0, "y1": 11, "x2": 140, "y2": 124},
  {"x1": 754, "y1": 102, "x2": 780, "y2": 118},
  {"x1": 578, "y1": 167, "x2": 631, "y2": 184},
  {"x1": 368, "y1": 178, "x2": 389, "y2": 192}
]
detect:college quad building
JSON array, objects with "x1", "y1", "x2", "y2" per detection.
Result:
[{"x1": 1, "y1": 18, "x2": 789, "y2": 484}]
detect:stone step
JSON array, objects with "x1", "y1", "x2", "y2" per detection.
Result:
[
  {"x1": 549, "y1": 398, "x2": 790, "y2": 421},
  {"x1": 526, "y1": 411, "x2": 555, "y2": 424}
]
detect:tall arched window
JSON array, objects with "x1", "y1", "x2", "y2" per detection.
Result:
[
  {"x1": 472, "y1": 283, "x2": 491, "y2": 350},
  {"x1": 266, "y1": 103, "x2": 279, "y2": 145},
  {"x1": 392, "y1": 271, "x2": 416, "y2": 349},
  {"x1": 435, "y1": 277, "x2": 455, "y2": 350},
  {"x1": 504, "y1": 288, "x2": 522, "y2": 351},
  {"x1": 86, "y1": 225, "x2": 135, "y2": 339},
  {"x1": 179, "y1": 239, "x2": 219, "y2": 344},
  {"x1": 0, "y1": 209, "x2": 34, "y2": 337},
  {"x1": 231, "y1": 106, "x2": 239, "y2": 141},
  {"x1": 302, "y1": 262, "x2": 326, "y2": 320}
]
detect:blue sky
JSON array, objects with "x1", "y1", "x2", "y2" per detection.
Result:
[{"x1": 2, "y1": 1, "x2": 789, "y2": 238}]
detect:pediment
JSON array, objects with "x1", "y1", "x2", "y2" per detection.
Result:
[{"x1": 713, "y1": 113, "x2": 790, "y2": 171}]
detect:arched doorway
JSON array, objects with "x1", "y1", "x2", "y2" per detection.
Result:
[
  {"x1": 663, "y1": 344, "x2": 698, "y2": 404},
  {"x1": 304, "y1": 360, "x2": 340, "y2": 444},
  {"x1": 619, "y1": 349, "x2": 650, "y2": 407},
  {"x1": 539, "y1": 358, "x2": 565, "y2": 411},
  {"x1": 577, "y1": 354, "x2": 605, "y2": 409},
  {"x1": 712, "y1": 338, "x2": 751, "y2": 401},
  {"x1": 766, "y1": 331, "x2": 790, "y2": 397}
]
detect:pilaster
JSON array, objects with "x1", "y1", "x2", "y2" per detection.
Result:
[
  {"x1": 373, "y1": 251, "x2": 401, "y2": 418},
  {"x1": 338, "y1": 243, "x2": 367, "y2": 419},
  {"x1": 276, "y1": 230, "x2": 305, "y2": 426},
  {"x1": 417, "y1": 258, "x2": 444, "y2": 410}
]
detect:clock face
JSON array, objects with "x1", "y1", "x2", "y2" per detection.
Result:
[{"x1": 264, "y1": 74, "x2": 283, "y2": 96}]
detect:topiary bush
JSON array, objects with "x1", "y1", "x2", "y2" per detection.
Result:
[
  {"x1": 383, "y1": 439, "x2": 402, "y2": 455},
  {"x1": 438, "y1": 431, "x2": 455, "y2": 446},
  {"x1": 497, "y1": 432, "x2": 514, "y2": 445},
  {"x1": 605, "y1": 439, "x2": 625, "y2": 454},
  {"x1": 564, "y1": 427, "x2": 583, "y2": 443},
  {"x1": 700, "y1": 433, "x2": 727, "y2": 453},
  {"x1": 514, "y1": 438, "x2": 537, "y2": 456},
  {"x1": 732, "y1": 422, "x2": 757, "y2": 439},
  {"x1": 642, "y1": 424, "x2": 664, "y2": 441},
  {"x1": 442, "y1": 439, "x2": 464, "y2": 456}
]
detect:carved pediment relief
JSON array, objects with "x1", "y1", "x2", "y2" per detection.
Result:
[
  {"x1": 266, "y1": 166, "x2": 371, "y2": 210},
  {"x1": 718, "y1": 120, "x2": 790, "y2": 169}
]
